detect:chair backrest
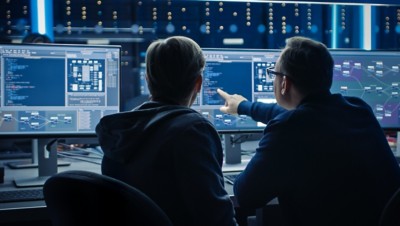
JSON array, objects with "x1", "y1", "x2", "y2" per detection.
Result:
[
  {"x1": 379, "y1": 186, "x2": 400, "y2": 226},
  {"x1": 43, "y1": 170, "x2": 173, "y2": 226}
]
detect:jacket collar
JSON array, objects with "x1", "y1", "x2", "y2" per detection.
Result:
[{"x1": 298, "y1": 90, "x2": 332, "y2": 106}]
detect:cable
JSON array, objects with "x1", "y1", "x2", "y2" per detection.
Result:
[
  {"x1": 56, "y1": 142, "x2": 103, "y2": 165},
  {"x1": 45, "y1": 138, "x2": 59, "y2": 152},
  {"x1": 59, "y1": 151, "x2": 102, "y2": 159},
  {"x1": 57, "y1": 142, "x2": 103, "y2": 157},
  {"x1": 230, "y1": 134, "x2": 251, "y2": 145},
  {"x1": 57, "y1": 152, "x2": 101, "y2": 165}
]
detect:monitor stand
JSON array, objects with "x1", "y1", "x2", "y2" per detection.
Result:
[
  {"x1": 13, "y1": 138, "x2": 60, "y2": 188},
  {"x1": 224, "y1": 134, "x2": 242, "y2": 165},
  {"x1": 6, "y1": 139, "x2": 70, "y2": 169}
]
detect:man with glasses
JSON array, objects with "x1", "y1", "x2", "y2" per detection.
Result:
[{"x1": 217, "y1": 36, "x2": 400, "y2": 226}]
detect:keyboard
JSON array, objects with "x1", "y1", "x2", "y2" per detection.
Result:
[
  {"x1": 0, "y1": 149, "x2": 31, "y2": 160},
  {"x1": 224, "y1": 173, "x2": 240, "y2": 185},
  {"x1": 0, "y1": 188, "x2": 44, "y2": 203}
]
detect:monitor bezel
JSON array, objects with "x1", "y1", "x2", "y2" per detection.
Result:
[
  {"x1": 201, "y1": 47, "x2": 400, "y2": 132},
  {"x1": 0, "y1": 42, "x2": 122, "y2": 138},
  {"x1": 329, "y1": 48, "x2": 400, "y2": 131},
  {"x1": 200, "y1": 47, "x2": 282, "y2": 134}
]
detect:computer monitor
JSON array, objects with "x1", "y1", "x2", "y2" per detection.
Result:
[
  {"x1": 197, "y1": 48, "x2": 400, "y2": 163},
  {"x1": 194, "y1": 48, "x2": 281, "y2": 134},
  {"x1": 198, "y1": 48, "x2": 400, "y2": 131},
  {"x1": 330, "y1": 50, "x2": 400, "y2": 130},
  {"x1": 194, "y1": 48, "x2": 280, "y2": 164},
  {"x1": 0, "y1": 43, "x2": 121, "y2": 186}
]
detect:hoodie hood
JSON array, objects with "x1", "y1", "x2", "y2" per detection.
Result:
[{"x1": 95, "y1": 101, "x2": 195, "y2": 163}]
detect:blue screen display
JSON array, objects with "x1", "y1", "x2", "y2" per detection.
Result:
[
  {"x1": 193, "y1": 48, "x2": 280, "y2": 133},
  {"x1": 330, "y1": 50, "x2": 400, "y2": 129},
  {"x1": 0, "y1": 43, "x2": 121, "y2": 136},
  {"x1": 196, "y1": 48, "x2": 400, "y2": 132}
]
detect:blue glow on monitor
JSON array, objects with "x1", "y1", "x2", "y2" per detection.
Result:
[
  {"x1": 0, "y1": 43, "x2": 121, "y2": 137},
  {"x1": 197, "y1": 48, "x2": 400, "y2": 132},
  {"x1": 330, "y1": 50, "x2": 400, "y2": 129},
  {"x1": 193, "y1": 48, "x2": 281, "y2": 133}
]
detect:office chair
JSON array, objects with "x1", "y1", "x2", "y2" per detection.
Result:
[
  {"x1": 247, "y1": 204, "x2": 283, "y2": 226},
  {"x1": 43, "y1": 170, "x2": 173, "y2": 226},
  {"x1": 379, "y1": 186, "x2": 400, "y2": 226}
]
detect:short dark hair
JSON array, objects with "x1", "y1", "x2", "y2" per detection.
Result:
[
  {"x1": 279, "y1": 36, "x2": 334, "y2": 95},
  {"x1": 145, "y1": 36, "x2": 205, "y2": 104}
]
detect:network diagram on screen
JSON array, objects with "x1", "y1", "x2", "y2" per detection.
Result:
[
  {"x1": 330, "y1": 50, "x2": 400, "y2": 129},
  {"x1": 195, "y1": 48, "x2": 400, "y2": 132},
  {"x1": 0, "y1": 43, "x2": 120, "y2": 136}
]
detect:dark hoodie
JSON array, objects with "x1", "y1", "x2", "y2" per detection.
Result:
[{"x1": 96, "y1": 101, "x2": 237, "y2": 226}]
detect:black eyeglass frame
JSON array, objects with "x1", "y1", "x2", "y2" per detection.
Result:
[{"x1": 266, "y1": 66, "x2": 287, "y2": 80}]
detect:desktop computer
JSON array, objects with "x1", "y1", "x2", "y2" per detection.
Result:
[{"x1": 0, "y1": 43, "x2": 121, "y2": 187}]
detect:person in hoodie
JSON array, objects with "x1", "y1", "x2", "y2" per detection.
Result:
[
  {"x1": 96, "y1": 36, "x2": 237, "y2": 226},
  {"x1": 217, "y1": 36, "x2": 400, "y2": 226}
]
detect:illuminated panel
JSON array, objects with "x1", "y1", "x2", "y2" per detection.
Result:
[
  {"x1": 0, "y1": 43, "x2": 121, "y2": 136},
  {"x1": 330, "y1": 50, "x2": 400, "y2": 129},
  {"x1": 193, "y1": 48, "x2": 280, "y2": 133}
]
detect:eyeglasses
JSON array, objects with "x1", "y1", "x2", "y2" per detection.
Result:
[{"x1": 266, "y1": 66, "x2": 287, "y2": 81}]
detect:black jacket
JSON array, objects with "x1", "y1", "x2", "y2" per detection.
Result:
[
  {"x1": 235, "y1": 92, "x2": 400, "y2": 226},
  {"x1": 96, "y1": 101, "x2": 237, "y2": 226}
]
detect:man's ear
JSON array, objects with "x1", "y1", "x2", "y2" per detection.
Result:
[
  {"x1": 280, "y1": 76, "x2": 287, "y2": 95},
  {"x1": 195, "y1": 75, "x2": 202, "y2": 92},
  {"x1": 281, "y1": 76, "x2": 293, "y2": 95}
]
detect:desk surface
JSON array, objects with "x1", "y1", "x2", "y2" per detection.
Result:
[
  {"x1": 0, "y1": 156, "x2": 101, "y2": 189},
  {"x1": 0, "y1": 156, "x2": 102, "y2": 223},
  {"x1": 0, "y1": 153, "x2": 250, "y2": 224},
  {"x1": 0, "y1": 140, "x2": 261, "y2": 224}
]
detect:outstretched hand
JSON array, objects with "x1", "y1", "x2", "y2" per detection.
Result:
[{"x1": 217, "y1": 88, "x2": 247, "y2": 115}]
